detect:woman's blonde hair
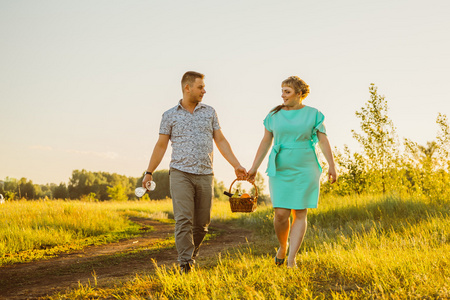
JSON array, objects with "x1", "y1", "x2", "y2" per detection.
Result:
[
  {"x1": 282, "y1": 76, "x2": 310, "y2": 99},
  {"x1": 271, "y1": 76, "x2": 310, "y2": 115}
]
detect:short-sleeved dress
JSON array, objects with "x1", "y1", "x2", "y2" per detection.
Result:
[{"x1": 264, "y1": 106, "x2": 326, "y2": 209}]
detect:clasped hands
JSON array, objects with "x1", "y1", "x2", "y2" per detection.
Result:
[{"x1": 234, "y1": 165, "x2": 257, "y2": 183}]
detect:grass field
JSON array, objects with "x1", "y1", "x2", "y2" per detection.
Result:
[
  {"x1": 1, "y1": 194, "x2": 449, "y2": 299},
  {"x1": 0, "y1": 199, "x2": 242, "y2": 266}
]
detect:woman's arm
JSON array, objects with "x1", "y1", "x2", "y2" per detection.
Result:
[
  {"x1": 247, "y1": 128, "x2": 273, "y2": 182},
  {"x1": 317, "y1": 132, "x2": 337, "y2": 183}
]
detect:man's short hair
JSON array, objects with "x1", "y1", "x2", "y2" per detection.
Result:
[{"x1": 181, "y1": 71, "x2": 205, "y2": 92}]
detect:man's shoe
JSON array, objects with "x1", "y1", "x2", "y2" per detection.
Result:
[{"x1": 180, "y1": 263, "x2": 192, "y2": 274}]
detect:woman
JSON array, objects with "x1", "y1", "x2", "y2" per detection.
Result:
[{"x1": 248, "y1": 76, "x2": 337, "y2": 268}]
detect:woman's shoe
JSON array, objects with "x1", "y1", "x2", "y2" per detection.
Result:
[{"x1": 274, "y1": 257, "x2": 285, "y2": 266}]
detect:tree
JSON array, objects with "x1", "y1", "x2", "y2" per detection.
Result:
[
  {"x1": 107, "y1": 184, "x2": 128, "y2": 201},
  {"x1": 322, "y1": 146, "x2": 367, "y2": 195},
  {"x1": 68, "y1": 169, "x2": 94, "y2": 199},
  {"x1": 18, "y1": 178, "x2": 35, "y2": 199},
  {"x1": 35, "y1": 184, "x2": 53, "y2": 199},
  {"x1": 68, "y1": 169, "x2": 138, "y2": 200},
  {"x1": 5, "y1": 191, "x2": 16, "y2": 200},
  {"x1": 436, "y1": 113, "x2": 450, "y2": 170},
  {"x1": 352, "y1": 84, "x2": 399, "y2": 194},
  {"x1": 53, "y1": 183, "x2": 69, "y2": 199},
  {"x1": 403, "y1": 114, "x2": 450, "y2": 200},
  {"x1": 1, "y1": 177, "x2": 17, "y2": 200}
]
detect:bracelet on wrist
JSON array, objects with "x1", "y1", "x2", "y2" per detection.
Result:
[{"x1": 144, "y1": 171, "x2": 152, "y2": 176}]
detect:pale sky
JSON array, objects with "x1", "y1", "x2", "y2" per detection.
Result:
[{"x1": 1, "y1": 0, "x2": 449, "y2": 189}]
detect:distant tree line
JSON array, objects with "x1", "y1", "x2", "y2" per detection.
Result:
[
  {"x1": 0, "y1": 169, "x2": 269, "y2": 202},
  {"x1": 0, "y1": 170, "x2": 170, "y2": 201}
]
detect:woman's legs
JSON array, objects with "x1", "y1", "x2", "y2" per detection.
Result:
[
  {"x1": 286, "y1": 209, "x2": 308, "y2": 267},
  {"x1": 273, "y1": 208, "x2": 291, "y2": 259}
]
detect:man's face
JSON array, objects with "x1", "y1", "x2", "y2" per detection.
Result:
[{"x1": 188, "y1": 78, "x2": 206, "y2": 103}]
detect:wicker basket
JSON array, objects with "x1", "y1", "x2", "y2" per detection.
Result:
[{"x1": 227, "y1": 179, "x2": 258, "y2": 213}]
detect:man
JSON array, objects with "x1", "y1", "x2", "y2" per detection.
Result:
[{"x1": 142, "y1": 71, "x2": 247, "y2": 273}]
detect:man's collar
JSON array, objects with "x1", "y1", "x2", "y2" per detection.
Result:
[{"x1": 177, "y1": 99, "x2": 205, "y2": 111}]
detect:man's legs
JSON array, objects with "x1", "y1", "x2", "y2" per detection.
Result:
[
  {"x1": 170, "y1": 169, "x2": 213, "y2": 266},
  {"x1": 192, "y1": 174, "x2": 213, "y2": 260},
  {"x1": 170, "y1": 169, "x2": 196, "y2": 266}
]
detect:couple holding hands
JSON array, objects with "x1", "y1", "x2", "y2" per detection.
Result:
[{"x1": 142, "y1": 71, "x2": 337, "y2": 272}]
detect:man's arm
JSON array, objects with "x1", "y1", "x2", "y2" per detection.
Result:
[
  {"x1": 142, "y1": 134, "x2": 170, "y2": 187},
  {"x1": 213, "y1": 129, "x2": 247, "y2": 179}
]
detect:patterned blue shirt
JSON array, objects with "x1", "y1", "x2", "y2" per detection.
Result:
[{"x1": 159, "y1": 100, "x2": 221, "y2": 175}]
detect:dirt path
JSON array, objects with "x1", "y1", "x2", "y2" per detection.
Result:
[{"x1": 0, "y1": 218, "x2": 253, "y2": 300}]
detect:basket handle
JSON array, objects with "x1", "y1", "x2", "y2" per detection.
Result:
[{"x1": 228, "y1": 179, "x2": 258, "y2": 199}]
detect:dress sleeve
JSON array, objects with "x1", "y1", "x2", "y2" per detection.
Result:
[
  {"x1": 312, "y1": 110, "x2": 326, "y2": 146},
  {"x1": 263, "y1": 112, "x2": 273, "y2": 132}
]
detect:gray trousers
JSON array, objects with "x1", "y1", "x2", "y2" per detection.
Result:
[{"x1": 169, "y1": 168, "x2": 213, "y2": 265}]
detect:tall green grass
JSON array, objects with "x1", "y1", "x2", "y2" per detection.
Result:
[
  {"x1": 47, "y1": 194, "x2": 450, "y2": 299},
  {"x1": 0, "y1": 198, "x2": 250, "y2": 266},
  {"x1": 0, "y1": 199, "x2": 178, "y2": 265}
]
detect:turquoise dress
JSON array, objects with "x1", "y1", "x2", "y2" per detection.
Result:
[{"x1": 264, "y1": 106, "x2": 326, "y2": 209}]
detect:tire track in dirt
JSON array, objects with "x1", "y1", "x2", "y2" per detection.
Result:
[{"x1": 0, "y1": 218, "x2": 253, "y2": 300}]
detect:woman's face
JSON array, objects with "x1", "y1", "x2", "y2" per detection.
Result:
[{"x1": 281, "y1": 85, "x2": 301, "y2": 107}]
